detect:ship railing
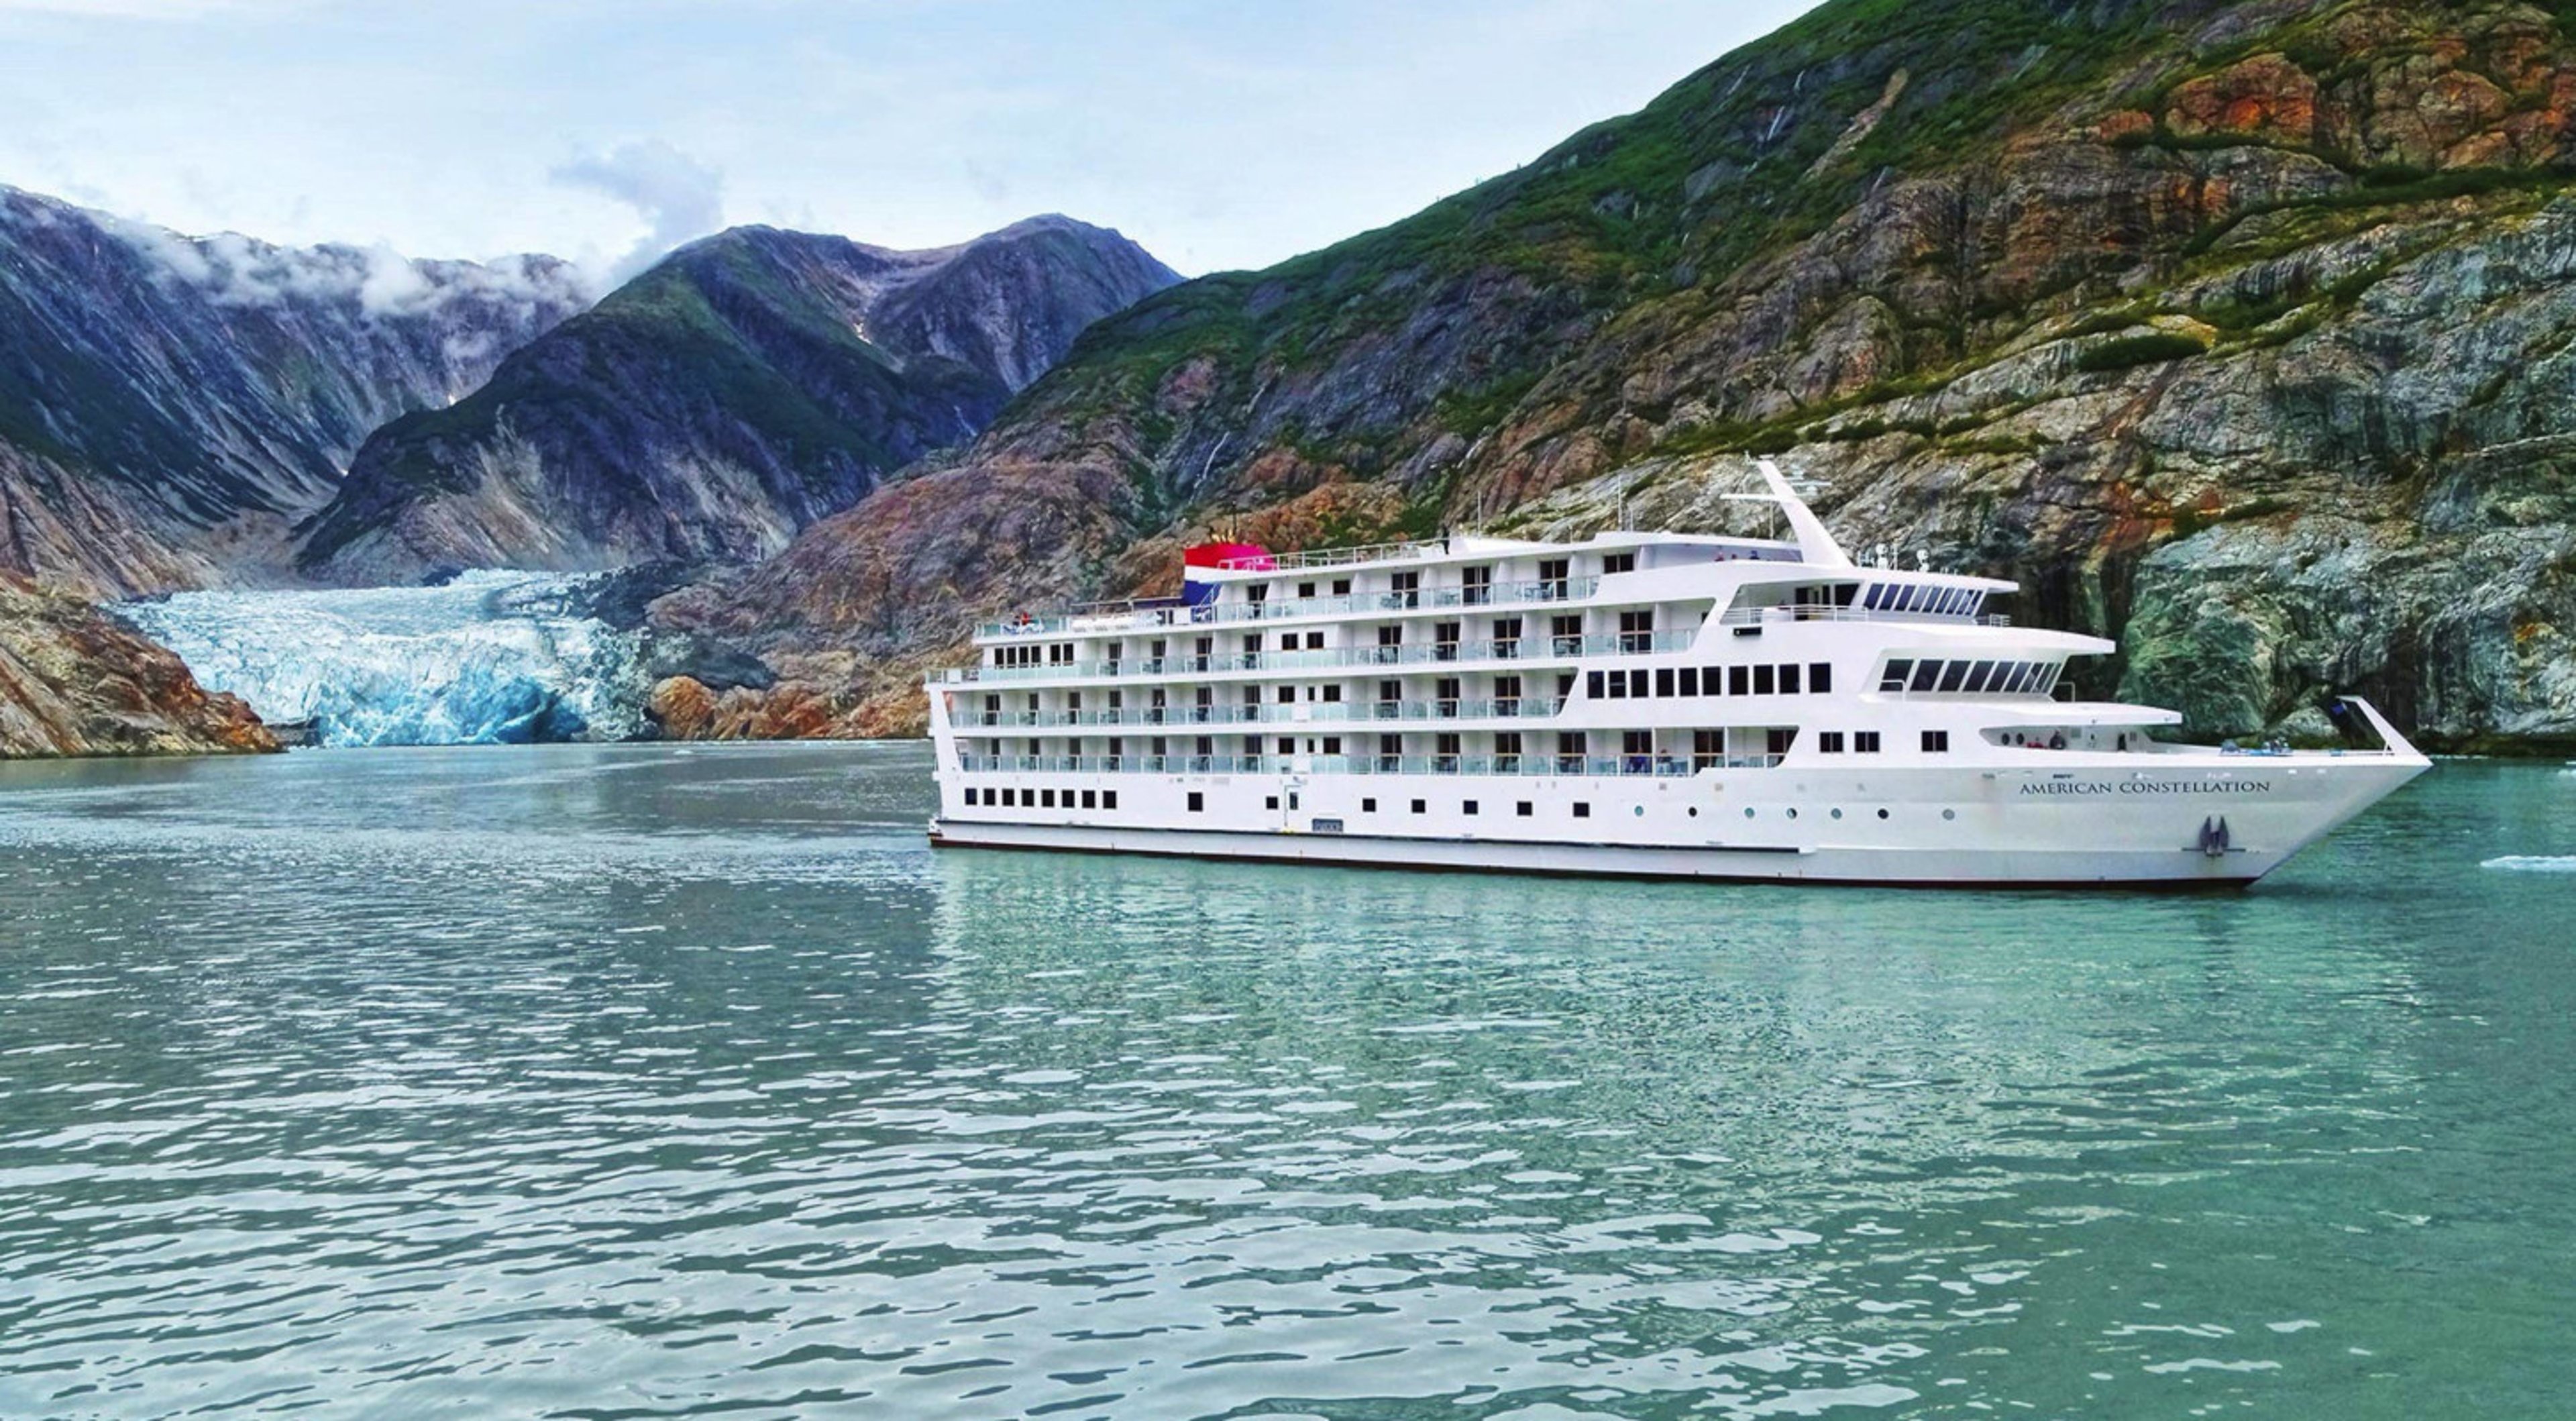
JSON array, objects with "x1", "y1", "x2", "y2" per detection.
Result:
[
  {"x1": 977, "y1": 576, "x2": 1605, "y2": 639},
  {"x1": 944, "y1": 629, "x2": 1698, "y2": 683},
  {"x1": 1715, "y1": 604, "x2": 2012, "y2": 629},
  {"x1": 954, "y1": 753, "x2": 1774, "y2": 778},
  {"x1": 955, "y1": 696, "x2": 1573, "y2": 731}
]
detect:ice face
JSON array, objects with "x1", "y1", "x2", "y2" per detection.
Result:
[{"x1": 120, "y1": 572, "x2": 652, "y2": 747}]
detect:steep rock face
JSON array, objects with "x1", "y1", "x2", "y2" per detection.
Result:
[
  {"x1": 0, "y1": 575, "x2": 276, "y2": 757},
  {"x1": 674, "y1": 0, "x2": 2576, "y2": 747},
  {"x1": 296, "y1": 219, "x2": 1179, "y2": 584},
  {"x1": 0, "y1": 187, "x2": 588, "y2": 596}
]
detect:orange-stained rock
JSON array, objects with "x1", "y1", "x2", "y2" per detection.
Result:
[
  {"x1": 0, "y1": 574, "x2": 278, "y2": 758},
  {"x1": 2166, "y1": 54, "x2": 2319, "y2": 147}
]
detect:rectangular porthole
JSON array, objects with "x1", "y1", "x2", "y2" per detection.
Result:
[
  {"x1": 1362, "y1": 798, "x2": 1378, "y2": 812},
  {"x1": 1574, "y1": 802, "x2": 1591, "y2": 819},
  {"x1": 1187, "y1": 792, "x2": 1205, "y2": 812},
  {"x1": 1411, "y1": 799, "x2": 1427, "y2": 814},
  {"x1": 1103, "y1": 791, "x2": 1118, "y2": 810},
  {"x1": 1517, "y1": 802, "x2": 1534, "y2": 817},
  {"x1": 1081, "y1": 790, "x2": 1097, "y2": 809},
  {"x1": 1464, "y1": 800, "x2": 1479, "y2": 816}
]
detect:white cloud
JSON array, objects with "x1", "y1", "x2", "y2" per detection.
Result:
[{"x1": 549, "y1": 140, "x2": 725, "y2": 285}]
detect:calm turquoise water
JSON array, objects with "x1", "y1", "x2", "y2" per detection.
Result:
[{"x1": 1, "y1": 745, "x2": 2571, "y2": 1420}]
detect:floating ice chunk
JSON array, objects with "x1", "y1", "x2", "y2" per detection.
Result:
[{"x1": 2482, "y1": 856, "x2": 2576, "y2": 873}]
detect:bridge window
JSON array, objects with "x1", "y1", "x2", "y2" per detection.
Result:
[
  {"x1": 1910, "y1": 661, "x2": 1943, "y2": 693},
  {"x1": 1879, "y1": 659, "x2": 1912, "y2": 692}
]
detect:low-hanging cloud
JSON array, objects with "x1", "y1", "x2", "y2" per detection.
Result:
[{"x1": 549, "y1": 140, "x2": 724, "y2": 286}]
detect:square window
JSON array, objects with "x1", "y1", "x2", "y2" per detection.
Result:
[
  {"x1": 1922, "y1": 730, "x2": 1950, "y2": 753},
  {"x1": 1464, "y1": 800, "x2": 1479, "y2": 816},
  {"x1": 1187, "y1": 792, "x2": 1205, "y2": 812},
  {"x1": 1856, "y1": 732, "x2": 1882, "y2": 753},
  {"x1": 1411, "y1": 798, "x2": 1428, "y2": 814},
  {"x1": 1081, "y1": 790, "x2": 1097, "y2": 808},
  {"x1": 1818, "y1": 731, "x2": 1846, "y2": 753},
  {"x1": 1265, "y1": 795, "x2": 1280, "y2": 810},
  {"x1": 1041, "y1": 789, "x2": 1056, "y2": 808},
  {"x1": 1307, "y1": 631, "x2": 1324, "y2": 649},
  {"x1": 1362, "y1": 797, "x2": 1378, "y2": 813},
  {"x1": 1002, "y1": 788, "x2": 1017, "y2": 806},
  {"x1": 1103, "y1": 790, "x2": 1118, "y2": 809},
  {"x1": 1517, "y1": 801, "x2": 1534, "y2": 817},
  {"x1": 1574, "y1": 802, "x2": 1592, "y2": 819}
]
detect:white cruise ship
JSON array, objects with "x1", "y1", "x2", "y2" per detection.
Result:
[{"x1": 925, "y1": 463, "x2": 2428, "y2": 886}]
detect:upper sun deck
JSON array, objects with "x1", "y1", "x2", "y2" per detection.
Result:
[{"x1": 968, "y1": 461, "x2": 2018, "y2": 647}]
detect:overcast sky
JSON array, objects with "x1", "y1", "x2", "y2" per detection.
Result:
[{"x1": 0, "y1": 0, "x2": 1819, "y2": 282}]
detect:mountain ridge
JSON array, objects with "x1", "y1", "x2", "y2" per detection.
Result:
[
  {"x1": 651, "y1": 0, "x2": 2576, "y2": 751},
  {"x1": 0, "y1": 185, "x2": 592, "y2": 596},
  {"x1": 294, "y1": 217, "x2": 1181, "y2": 583}
]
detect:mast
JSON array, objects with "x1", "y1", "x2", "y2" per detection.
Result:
[{"x1": 1725, "y1": 458, "x2": 1852, "y2": 568}]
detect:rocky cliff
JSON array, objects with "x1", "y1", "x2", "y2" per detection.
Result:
[
  {"x1": 661, "y1": 0, "x2": 2576, "y2": 750},
  {"x1": 0, "y1": 576, "x2": 276, "y2": 758},
  {"x1": 0, "y1": 186, "x2": 589, "y2": 596},
  {"x1": 296, "y1": 219, "x2": 1180, "y2": 584}
]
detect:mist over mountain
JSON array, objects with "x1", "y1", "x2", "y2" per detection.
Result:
[
  {"x1": 295, "y1": 217, "x2": 1181, "y2": 583},
  {"x1": 0, "y1": 185, "x2": 592, "y2": 597}
]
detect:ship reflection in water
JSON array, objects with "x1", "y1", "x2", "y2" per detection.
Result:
[{"x1": 0, "y1": 743, "x2": 2566, "y2": 1418}]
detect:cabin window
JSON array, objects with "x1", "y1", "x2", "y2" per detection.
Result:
[
  {"x1": 1297, "y1": 582, "x2": 1316, "y2": 598},
  {"x1": 1588, "y1": 670, "x2": 1607, "y2": 700},
  {"x1": 1411, "y1": 798, "x2": 1428, "y2": 814},
  {"x1": 1678, "y1": 668, "x2": 1699, "y2": 696},
  {"x1": 1103, "y1": 790, "x2": 1118, "y2": 809},
  {"x1": 1729, "y1": 666, "x2": 1750, "y2": 696},
  {"x1": 1277, "y1": 737, "x2": 1295, "y2": 755},
  {"x1": 1244, "y1": 633, "x2": 1263, "y2": 654},
  {"x1": 1266, "y1": 795, "x2": 1279, "y2": 810},
  {"x1": 1391, "y1": 571, "x2": 1421, "y2": 607},
  {"x1": 1702, "y1": 666, "x2": 1723, "y2": 695},
  {"x1": 1618, "y1": 609, "x2": 1654, "y2": 651},
  {"x1": 1041, "y1": 790, "x2": 1056, "y2": 808},
  {"x1": 1081, "y1": 790, "x2": 1097, "y2": 809},
  {"x1": 1818, "y1": 731, "x2": 1846, "y2": 753},
  {"x1": 1778, "y1": 664, "x2": 1801, "y2": 695},
  {"x1": 1187, "y1": 792, "x2": 1205, "y2": 812},
  {"x1": 1333, "y1": 578, "x2": 1352, "y2": 595},
  {"x1": 1810, "y1": 662, "x2": 1832, "y2": 694},
  {"x1": 1753, "y1": 665, "x2": 1776, "y2": 696},
  {"x1": 1517, "y1": 802, "x2": 1534, "y2": 817},
  {"x1": 1362, "y1": 797, "x2": 1378, "y2": 812},
  {"x1": 1768, "y1": 728, "x2": 1796, "y2": 757},
  {"x1": 1002, "y1": 789, "x2": 1017, "y2": 806},
  {"x1": 1656, "y1": 668, "x2": 1676, "y2": 698},
  {"x1": 1574, "y1": 802, "x2": 1592, "y2": 819},
  {"x1": 1856, "y1": 731, "x2": 1883, "y2": 753},
  {"x1": 1539, "y1": 558, "x2": 1572, "y2": 597},
  {"x1": 1923, "y1": 730, "x2": 1951, "y2": 753},
  {"x1": 1322, "y1": 684, "x2": 1342, "y2": 702},
  {"x1": 1462, "y1": 566, "x2": 1494, "y2": 605},
  {"x1": 1322, "y1": 737, "x2": 1342, "y2": 755},
  {"x1": 1463, "y1": 800, "x2": 1480, "y2": 816},
  {"x1": 1603, "y1": 552, "x2": 1637, "y2": 576},
  {"x1": 1607, "y1": 673, "x2": 1626, "y2": 700},
  {"x1": 1693, "y1": 730, "x2": 1723, "y2": 770}
]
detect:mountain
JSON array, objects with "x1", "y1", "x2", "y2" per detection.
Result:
[
  {"x1": 294, "y1": 218, "x2": 1181, "y2": 583},
  {"x1": 0, "y1": 574, "x2": 276, "y2": 758},
  {"x1": 655, "y1": 0, "x2": 2576, "y2": 751},
  {"x1": 0, "y1": 185, "x2": 589, "y2": 596}
]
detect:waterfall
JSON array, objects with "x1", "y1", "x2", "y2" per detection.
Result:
[{"x1": 120, "y1": 572, "x2": 653, "y2": 747}]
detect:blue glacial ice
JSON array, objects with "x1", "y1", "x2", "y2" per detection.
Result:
[{"x1": 120, "y1": 572, "x2": 652, "y2": 747}]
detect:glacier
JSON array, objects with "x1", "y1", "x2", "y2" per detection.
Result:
[{"x1": 120, "y1": 572, "x2": 653, "y2": 747}]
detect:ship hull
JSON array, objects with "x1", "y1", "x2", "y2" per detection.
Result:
[{"x1": 926, "y1": 753, "x2": 2426, "y2": 888}]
